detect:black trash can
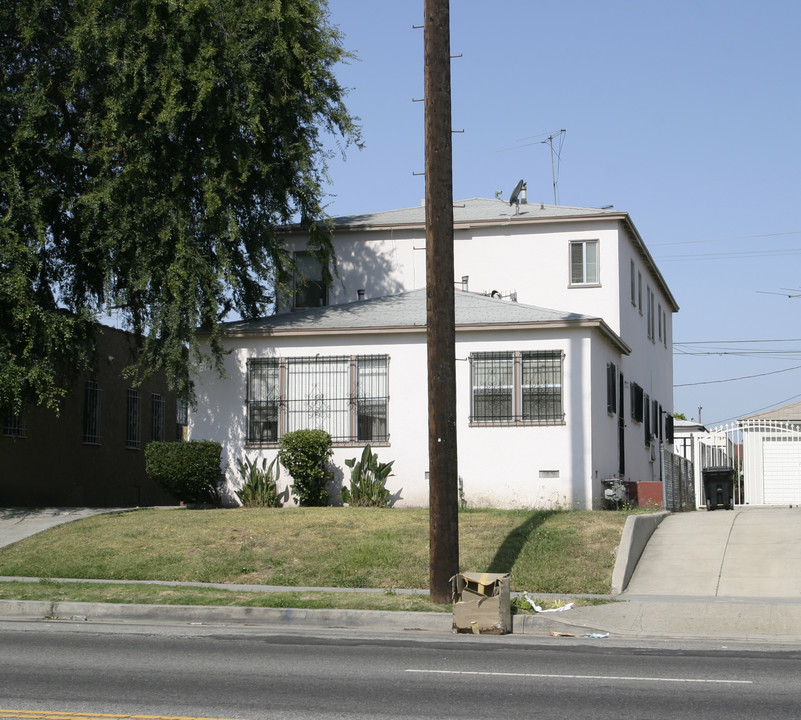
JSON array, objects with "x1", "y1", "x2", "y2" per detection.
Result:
[{"x1": 702, "y1": 466, "x2": 735, "y2": 511}]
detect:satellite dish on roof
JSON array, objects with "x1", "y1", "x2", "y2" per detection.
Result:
[{"x1": 508, "y1": 179, "x2": 525, "y2": 206}]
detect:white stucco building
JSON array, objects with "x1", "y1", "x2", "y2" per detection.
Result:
[{"x1": 190, "y1": 195, "x2": 679, "y2": 508}]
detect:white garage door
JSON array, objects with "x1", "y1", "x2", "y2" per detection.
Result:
[{"x1": 763, "y1": 440, "x2": 801, "y2": 504}]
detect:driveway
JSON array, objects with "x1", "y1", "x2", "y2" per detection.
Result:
[{"x1": 624, "y1": 507, "x2": 801, "y2": 598}]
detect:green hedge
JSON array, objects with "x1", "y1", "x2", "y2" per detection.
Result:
[
  {"x1": 145, "y1": 441, "x2": 222, "y2": 505},
  {"x1": 278, "y1": 429, "x2": 332, "y2": 506}
]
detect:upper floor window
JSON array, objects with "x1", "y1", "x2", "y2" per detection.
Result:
[
  {"x1": 247, "y1": 355, "x2": 389, "y2": 444},
  {"x1": 630, "y1": 260, "x2": 636, "y2": 306},
  {"x1": 569, "y1": 240, "x2": 599, "y2": 285},
  {"x1": 638, "y1": 271, "x2": 643, "y2": 314},
  {"x1": 294, "y1": 251, "x2": 327, "y2": 309},
  {"x1": 470, "y1": 351, "x2": 564, "y2": 426}
]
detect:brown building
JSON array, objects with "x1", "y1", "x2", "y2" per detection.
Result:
[{"x1": 1, "y1": 326, "x2": 183, "y2": 507}]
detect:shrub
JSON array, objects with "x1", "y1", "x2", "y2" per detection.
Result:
[
  {"x1": 145, "y1": 441, "x2": 222, "y2": 505},
  {"x1": 342, "y1": 445, "x2": 394, "y2": 507},
  {"x1": 278, "y1": 429, "x2": 332, "y2": 506},
  {"x1": 236, "y1": 456, "x2": 282, "y2": 508}
]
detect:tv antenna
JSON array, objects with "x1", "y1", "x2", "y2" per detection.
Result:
[
  {"x1": 496, "y1": 129, "x2": 566, "y2": 205},
  {"x1": 542, "y1": 129, "x2": 565, "y2": 205}
]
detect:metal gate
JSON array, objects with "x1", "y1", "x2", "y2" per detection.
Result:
[{"x1": 692, "y1": 420, "x2": 801, "y2": 507}]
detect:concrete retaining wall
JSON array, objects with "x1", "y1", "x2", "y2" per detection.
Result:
[{"x1": 611, "y1": 511, "x2": 669, "y2": 595}]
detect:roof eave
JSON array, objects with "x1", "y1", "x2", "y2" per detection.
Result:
[{"x1": 219, "y1": 317, "x2": 631, "y2": 355}]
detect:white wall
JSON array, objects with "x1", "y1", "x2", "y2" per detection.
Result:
[
  {"x1": 191, "y1": 324, "x2": 621, "y2": 509},
  {"x1": 253, "y1": 211, "x2": 678, "y2": 494}
]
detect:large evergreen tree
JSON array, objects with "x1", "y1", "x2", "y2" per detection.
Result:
[{"x1": 0, "y1": 0, "x2": 359, "y2": 410}]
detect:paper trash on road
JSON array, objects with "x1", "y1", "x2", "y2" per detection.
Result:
[{"x1": 523, "y1": 592, "x2": 575, "y2": 613}]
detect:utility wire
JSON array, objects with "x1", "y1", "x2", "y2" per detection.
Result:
[
  {"x1": 675, "y1": 338, "x2": 801, "y2": 344},
  {"x1": 651, "y1": 230, "x2": 801, "y2": 247},
  {"x1": 674, "y1": 363, "x2": 801, "y2": 387},
  {"x1": 710, "y1": 392, "x2": 801, "y2": 426}
]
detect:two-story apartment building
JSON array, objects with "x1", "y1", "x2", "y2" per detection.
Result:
[{"x1": 190, "y1": 194, "x2": 678, "y2": 508}]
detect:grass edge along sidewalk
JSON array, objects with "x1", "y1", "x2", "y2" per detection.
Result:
[{"x1": 0, "y1": 506, "x2": 637, "y2": 612}]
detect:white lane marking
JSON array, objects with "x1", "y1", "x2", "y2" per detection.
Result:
[{"x1": 405, "y1": 669, "x2": 752, "y2": 684}]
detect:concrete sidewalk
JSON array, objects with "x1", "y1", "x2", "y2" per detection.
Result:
[{"x1": 0, "y1": 507, "x2": 132, "y2": 549}]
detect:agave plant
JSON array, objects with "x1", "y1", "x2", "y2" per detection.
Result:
[
  {"x1": 235, "y1": 455, "x2": 282, "y2": 508},
  {"x1": 342, "y1": 445, "x2": 394, "y2": 507}
]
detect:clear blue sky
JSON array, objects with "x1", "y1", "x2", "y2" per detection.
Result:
[{"x1": 320, "y1": 0, "x2": 801, "y2": 427}]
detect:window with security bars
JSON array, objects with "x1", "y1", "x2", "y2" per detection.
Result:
[
  {"x1": 151, "y1": 393, "x2": 165, "y2": 442},
  {"x1": 247, "y1": 355, "x2": 389, "y2": 444},
  {"x1": 470, "y1": 351, "x2": 564, "y2": 425},
  {"x1": 3, "y1": 406, "x2": 26, "y2": 438},
  {"x1": 126, "y1": 389, "x2": 141, "y2": 449},
  {"x1": 83, "y1": 380, "x2": 101, "y2": 444}
]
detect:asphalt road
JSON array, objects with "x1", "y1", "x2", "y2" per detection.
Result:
[{"x1": 2, "y1": 621, "x2": 801, "y2": 719}]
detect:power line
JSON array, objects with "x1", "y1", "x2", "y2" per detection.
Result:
[
  {"x1": 710, "y1": 392, "x2": 801, "y2": 426},
  {"x1": 674, "y1": 363, "x2": 801, "y2": 387},
  {"x1": 675, "y1": 338, "x2": 801, "y2": 344},
  {"x1": 651, "y1": 230, "x2": 801, "y2": 247},
  {"x1": 655, "y1": 247, "x2": 801, "y2": 262}
]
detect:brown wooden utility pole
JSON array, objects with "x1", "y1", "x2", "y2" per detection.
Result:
[{"x1": 424, "y1": 0, "x2": 459, "y2": 604}]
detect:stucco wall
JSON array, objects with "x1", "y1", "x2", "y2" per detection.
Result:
[{"x1": 190, "y1": 324, "x2": 622, "y2": 509}]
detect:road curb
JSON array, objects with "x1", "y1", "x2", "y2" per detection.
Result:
[{"x1": 0, "y1": 599, "x2": 452, "y2": 632}]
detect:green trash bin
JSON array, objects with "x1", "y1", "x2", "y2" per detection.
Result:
[{"x1": 702, "y1": 466, "x2": 735, "y2": 511}]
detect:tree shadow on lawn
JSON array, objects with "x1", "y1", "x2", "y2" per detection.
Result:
[{"x1": 486, "y1": 510, "x2": 558, "y2": 574}]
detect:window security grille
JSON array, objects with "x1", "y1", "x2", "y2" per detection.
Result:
[
  {"x1": 151, "y1": 393, "x2": 165, "y2": 442},
  {"x1": 126, "y1": 389, "x2": 141, "y2": 449},
  {"x1": 247, "y1": 355, "x2": 389, "y2": 444},
  {"x1": 83, "y1": 380, "x2": 102, "y2": 444},
  {"x1": 3, "y1": 406, "x2": 26, "y2": 438},
  {"x1": 470, "y1": 351, "x2": 563, "y2": 425}
]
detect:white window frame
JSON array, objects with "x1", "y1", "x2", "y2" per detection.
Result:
[{"x1": 569, "y1": 239, "x2": 600, "y2": 286}]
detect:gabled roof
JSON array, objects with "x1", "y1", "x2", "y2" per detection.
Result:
[
  {"x1": 742, "y1": 400, "x2": 801, "y2": 422},
  {"x1": 220, "y1": 288, "x2": 631, "y2": 354}
]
